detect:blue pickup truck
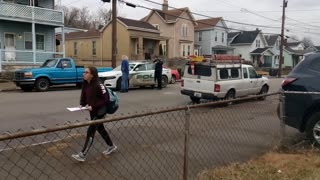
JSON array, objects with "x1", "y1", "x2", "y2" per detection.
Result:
[{"x1": 13, "y1": 58, "x2": 112, "y2": 92}]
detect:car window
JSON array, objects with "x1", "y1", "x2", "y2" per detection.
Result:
[
  {"x1": 309, "y1": 59, "x2": 320, "y2": 72},
  {"x1": 243, "y1": 68, "x2": 248, "y2": 78},
  {"x1": 187, "y1": 64, "x2": 212, "y2": 76},
  {"x1": 135, "y1": 64, "x2": 147, "y2": 71},
  {"x1": 57, "y1": 59, "x2": 71, "y2": 68},
  {"x1": 219, "y1": 69, "x2": 228, "y2": 79},
  {"x1": 248, "y1": 67, "x2": 257, "y2": 79},
  {"x1": 231, "y1": 68, "x2": 239, "y2": 78},
  {"x1": 146, "y1": 63, "x2": 154, "y2": 70}
]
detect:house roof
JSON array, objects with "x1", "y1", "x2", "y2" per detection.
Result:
[
  {"x1": 287, "y1": 42, "x2": 302, "y2": 47},
  {"x1": 264, "y1": 34, "x2": 279, "y2": 46},
  {"x1": 229, "y1": 30, "x2": 261, "y2": 44},
  {"x1": 285, "y1": 46, "x2": 304, "y2": 55},
  {"x1": 211, "y1": 45, "x2": 234, "y2": 50},
  {"x1": 251, "y1": 48, "x2": 269, "y2": 54},
  {"x1": 142, "y1": 7, "x2": 197, "y2": 25},
  {"x1": 228, "y1": 32, "x2": 239, "y2": 39},
  {"x1": 118, "y1": 17, "x2": 158, "y2": 31},
  {"x1": 195, "y1": 18, "x2": 221, "y2": 30},
  {"x1": 59, "y1": 30, "x2": 100, "y2": 40}
]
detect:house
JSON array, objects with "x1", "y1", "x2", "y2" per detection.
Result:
[
  {"x1": 228, "y1": 29, "x2": 271, "y2": 67},
  {"x1": 264, "y1": 34, "x2": 281, "y2": 68},
  {"x1": 59, "y1": 17, "x2": 164, "y2": 66},
  {"x1": 0, "y1": 0, "x2": 64, "y2": 72},
  {"x1": 283, "y1": 46, "x2": 304, "y2": 68},
  {"x1": 142, "y1": 0, "x2": 197, "y2": 58},
  {"x1": 286, "y1": 41, "x2": 305, "y2": 51},
  {"x1": 304, "y1": 45, "x2": 320, "y2": 53},
  {"x1": 194, "y1": 17, "x2": 233, "y2": 55}
]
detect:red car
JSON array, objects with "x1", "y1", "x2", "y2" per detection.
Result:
[{"x1": 170, "y1": 69, "x2": 181, "y2": 84}]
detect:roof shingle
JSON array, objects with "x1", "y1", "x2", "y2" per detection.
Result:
[
  {"x1": 195, "y1": 18, "x2": 221, "y2": 30},
  {"x1": 230, "y1": 30, "x2": 260, "y2": 44},
  {"x1": 118, "y1": 17, "x2": 158, "y2": 31}
]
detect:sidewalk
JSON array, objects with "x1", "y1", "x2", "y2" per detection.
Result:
[{"x1": 0, "y1": 81, "x2": 18, "y2": 92}]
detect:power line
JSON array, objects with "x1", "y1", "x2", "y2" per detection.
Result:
[{"x1": 286, "y1": 17, "x2": 320, "y2": 29}]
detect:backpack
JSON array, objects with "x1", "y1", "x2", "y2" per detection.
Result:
[{"x1": 105, "y1": 87, "x2": 119, "y2": 114}]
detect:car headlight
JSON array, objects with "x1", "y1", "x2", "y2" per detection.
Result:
[{"x1": 24, "y1": 72, "x2": 33, "y2": 78}]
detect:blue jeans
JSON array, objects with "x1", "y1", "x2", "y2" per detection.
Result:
[{"x1": 121, "y1": 73, "x2": 128, "y2": 91}]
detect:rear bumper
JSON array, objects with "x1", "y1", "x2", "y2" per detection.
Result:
[
  {"x1": 14, "y1": 79, "x2": 36, "y2": 86},
  {"x1": 181, "y1": 89, "x2": 218, "y2": 100}
]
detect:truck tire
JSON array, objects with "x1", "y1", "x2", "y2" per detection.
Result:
[
  {"x1": 21, "y1": 86, "x2": 33, "y2": 92},
  {"x1": 224, "y1": 90, "x2": 235, "y2": 106},
  {"x1": 35, "y1": 78, "x2": 50, "y2": 92},
  {"x1": 170, "y1": 75, "x2": 176, "y2": 84},
  {"x1": 258, "y1": 85, "x2": 268, "y2": 100},
  {"x1": 306, "y1": 111, "x2": 320, "y2": 147},
  {"x1": 76, "y1": 83, "x2": 82, "y2": 89},
  {"x1": 190, "y1": 97, "x2": 200, "y2": 104},
  {"x1": 162, "y1": 76, "x2": 168, "y2": 88}
]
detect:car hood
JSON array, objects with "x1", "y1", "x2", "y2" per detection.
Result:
[
  {"x1": 99, "y1": 70, "x2": 122, "y2": 77},
  {"x1": 16, "y1": 67, "x2": 51, "y2": 73}
]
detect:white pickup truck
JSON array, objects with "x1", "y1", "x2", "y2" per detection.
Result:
[{"x1": 181, "y1": 60, "x2": 269, "y2": 103}]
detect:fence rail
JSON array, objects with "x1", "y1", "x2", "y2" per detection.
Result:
[{"x1": 0, "y1": 93, "x2": 283, "y2": 180}]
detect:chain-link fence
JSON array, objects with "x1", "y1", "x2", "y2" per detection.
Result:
[{"x1": 0, "y1": 93, "x2": 282, "y2": 180}]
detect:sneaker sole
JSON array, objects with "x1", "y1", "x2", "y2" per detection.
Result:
[
  {"x1": 103, "y1": 146, "x2": 117, "y2": 155},
  {"x1": 72, "y1": 155, "x2": 86, "y2": 162}
]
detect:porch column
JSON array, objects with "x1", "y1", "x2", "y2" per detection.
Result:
[
  {"x1": 138, "y1": 37, "x2": 143, "y2": 60},
  {"x1": 154, "y1": 41, "x2": 160, "y2": 57},
  {"x1": 62, "y1": 27, "x2": 65, "y2": 58},
  {"x1": 32, "y1": 3, "x2": 36, "y2": 64}
]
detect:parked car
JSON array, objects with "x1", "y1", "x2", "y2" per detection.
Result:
[
  {"x1": 169, "y1": 69, "x2": 181, "y2": 84},
  {"x1": 181, "y1": 58, "x2": 269, "y2": 103},
  {"x1": 280, "y1": 51, "x2": 320, "y2": 146},
  {"x1": 13, "y1": 58, "x2": 112, "y2": 92},
  {"x1": 98, "y1": 61, "x2": 172, "y2": 90}
]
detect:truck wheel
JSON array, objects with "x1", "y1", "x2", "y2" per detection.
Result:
[
  {"x1": 76, "y1": 83, "x2": 82, "y2": 89},
  {"x1": 190, "y1": 97, "x2": 200, "y2": 104},
  {"x1": 306, "y1": 111, "x2": 320, "y2": 147},
  {"x1": 258, "y1": 85, "x2": 268, "y2": 100},
  {"x1": 170, "y1": 75, "x2": 176, "y2": 84},
  {"x1": 161, "y1": 76, "x2": 168, "y2": 88},
  {"x1": 35, "y1": 78, "x2": 50, "y2": 92},
  {"x1": 224, "y1": 90, "x2": 235, "y2": 106},
  {"x1": 21, "y1": 86, "x2": 33, "y2": 92}
]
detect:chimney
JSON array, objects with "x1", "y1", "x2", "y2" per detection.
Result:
[{"x1": 163, "y1": 0, "x2": 168, "y2": 11}]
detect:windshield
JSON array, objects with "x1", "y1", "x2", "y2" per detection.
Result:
[
  {"x1": 113, "y1": 63, "x2": 136, "y2": 71},
  {"x1": 41, "y1": 59, "x2": 58, "y2": 68}
]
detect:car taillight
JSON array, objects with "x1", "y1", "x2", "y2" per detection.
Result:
[
  {"x1": 181, "y1": 79, "x2": 184, "y2": 87},
  {"x1": 214, "y1": 84, "x2": 220, "y2": 92},
  {"x1": 282, "y1": 78, "x2": 297, "y2": 87}
]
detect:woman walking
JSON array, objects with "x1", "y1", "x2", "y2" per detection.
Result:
[{"x1": 72, "y1": 66, "x2": 117, "y2": 162}]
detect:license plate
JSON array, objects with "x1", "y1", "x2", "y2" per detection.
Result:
[{"x1": 194, "y1": 92, "x2": 202, "y2": 98}]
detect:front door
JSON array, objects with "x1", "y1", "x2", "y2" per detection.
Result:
[{"x1": 4, "y1": 33, "x2": 16, "y2": 61}]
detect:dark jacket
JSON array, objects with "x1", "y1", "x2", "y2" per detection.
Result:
[
  {"x1": 80, "y1": 81, "x2": 109, "y2": 116},
  {"x1": 154, "y1": 60, "x2": 163, "y2": 75}
]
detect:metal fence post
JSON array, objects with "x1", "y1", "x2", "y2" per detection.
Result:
[
  {"x1": 279, "y1": 92, "x2": 286, "y2": 144},
  {"x1": 183, "y1": 108, "x2": 191, "y2": 180}
]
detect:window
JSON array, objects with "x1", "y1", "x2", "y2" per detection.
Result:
[
  {"x1": 215, "y1": 32, "x2": 218, "y2": 42},
  {"x1": 222, "y1": 33, "x2": 225, "y2": 43},
  {"x1": 57, "y1": 59, "x2": 72, "y2": 68},
  {"x1": 199, "y1": 32, "x2": 202, "y2": 41},
  {"x1": 36, "y1": 34, "x2": 45, "y2": 50},
  {"x1": 249, "y1": 67, "x2": 257, "y2": 78},
  {"x1": 256, "y1": 40, "x2": 260, "y2": 48},
  {"x1": 24, "y1": 32, "x2": 32, "y2": 49},
  {"x1": 135, "y1": 64, "x2": 147, "y2": 71},
  {"x1": 182, "y1": 24, "x2": 188, "y2": 37},
  {"x1": 310, "y1": 59, "x2": 320, "y2": 72},
  {"x1": 182, "y1": 45, "x2": 185, "y2": 56},
  {"x1": 243, "y1": 68, "x2": 248, "y2": 78},
  {"x1": 187, "y1": 45, "x2": 191, "y2": 56},
  {"x1": 230, "y1": 68, "x2": 239, "y2": 78},
  {"x1": 92, "y1": 41, "x2": 96, "y2": 56},
  {"x1": 24, "y1": 33, "x2": 45, "y2": 50},
  {"x1": 146, "y1": 63, "x2": 154, "y2": 70},
  {"x1": 187, "y1": 64, "x2": 212, "y2": 76},
  {"x1": 74, "y1": 42, "x2": 78, "y2": 56},
  {"x1": 219, "y1": 69, "x2": 228, "y2": 79}
]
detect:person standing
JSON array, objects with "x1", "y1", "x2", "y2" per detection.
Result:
[
  {"x1": 121, "y1": 55, "x2": 129, "y2": 92},
  {"x1": 72, "y1": 66, "x2": 117, "y2": 162},
  {"x1": 154, "y1": 57, "x2": 163, "y2": 90}
]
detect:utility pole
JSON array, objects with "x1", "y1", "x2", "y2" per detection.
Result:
[
  {"x1": 278, "y1": 0, "x2": 287, "y2": 78},
  {"x1": 111, "y1": 0, "x2": 117, "y2": 68}
]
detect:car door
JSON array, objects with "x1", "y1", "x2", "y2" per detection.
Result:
[
  {"x1": 131, "y1": 64, "x2": 153, "y2": 86},
  {"x1": 239, "y1": 67, "x2": 251, "y2": 96},
  {"x1": 248, "y1": 67, "x2": 259, "y2": 94},
  {"x1": 53, "y1": 59, "x2": 75, "y2": 83}
]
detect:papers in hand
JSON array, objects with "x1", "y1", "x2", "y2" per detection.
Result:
[{"x1": 67, "y1": 107, "x2": 88, "y2": 112}]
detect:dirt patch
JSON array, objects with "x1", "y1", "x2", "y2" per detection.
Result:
[{"x1": 198, "y1": 147, "x2": 320, "y2": 180}]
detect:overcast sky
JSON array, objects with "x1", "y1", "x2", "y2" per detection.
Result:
[{"x1": 59, "y1": 0, "x2": 320, "y2": 45}]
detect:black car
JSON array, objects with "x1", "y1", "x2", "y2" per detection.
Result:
[{"x1": 281, "y1": 51, "x2": 320, "y2": 146}]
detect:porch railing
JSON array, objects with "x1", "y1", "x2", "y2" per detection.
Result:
[{"x1": 0, "y1": 2, "x2": 63, "y2": 26}]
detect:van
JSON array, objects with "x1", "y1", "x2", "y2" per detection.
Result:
[{"x1": 181, "y1": 59, "x2": 269, "y2": 103}]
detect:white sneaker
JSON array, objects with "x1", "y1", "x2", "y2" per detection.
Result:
[
  {"x1": 72, "y1": 152, "x2": 86, "y2": 162},
  {"x1": 103, "y1": 145, "x2": 117, "y2": 155}
]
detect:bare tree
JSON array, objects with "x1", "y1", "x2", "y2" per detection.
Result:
[{"x1": 301, "y1": 37, "x2": 314, "y2": 47}]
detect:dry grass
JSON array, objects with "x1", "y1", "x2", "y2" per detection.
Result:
[{"x1": 198, "y1": 147, "x2": 320, "y2": 180}]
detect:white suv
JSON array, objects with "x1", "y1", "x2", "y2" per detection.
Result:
[
  {"x1": 99, "y1": 61, "x2": 172, "y2": 90},
  {"x1": 181, "y1": 61, "x2": 269, "y2": 103}
]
